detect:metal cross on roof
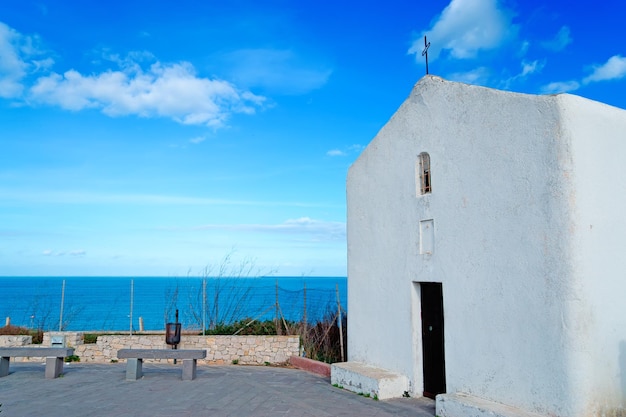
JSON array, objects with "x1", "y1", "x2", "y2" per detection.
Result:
[{"x1": 422, "y1": 36, "x2": 431, "y2": 75}]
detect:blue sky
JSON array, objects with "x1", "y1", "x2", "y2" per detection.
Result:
[{"x1": 1, "y1": 0, "x2": 624, "y2": 277}]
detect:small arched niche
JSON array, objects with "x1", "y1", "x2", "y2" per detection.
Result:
[{"x1": 417, "y1": 152, "x2": 432, "y2": 195}]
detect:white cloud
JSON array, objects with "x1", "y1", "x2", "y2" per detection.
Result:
[
  {"x1": 583, "y1": 55, "x2": 626, "y2": 84},
  {"x1": 29, "y1": 60, "x2": 265, "y2": 127},
  {"x1": 518, "y1": 40, "x2": 530, "y2": 57},
  {"x1": 409, "y1": 0, "x2": 517, "y2": 62},
  {"x1": 0, "y1": 188, "x2": 339, "y2": 208},
  {"x1": 540, "y1": 80, "x2": 580, "y2": 94},
  {"x1": 98, "y1": 49, "x2": 155, "y2": 69},
  {"x1": 500, "y1": 59, "x2": 545, "y2": 89},
  {"x1": 189, "y1": 136, "x2": 207, "y2": 144},
  {"x1": 447, "y1": 67, "x2": 491, "y2": 84},
  {"x1": 542, "y1": 26, "x2": 572, "y2": 52},
  {"x1": 221, "y1": 49, "x2": 332, "y2": 95},
  {"x1": 540, "y1": 55, "x2": 626, "y2": 94},
  {"x1": 42, "y1": 249, "x2": 86, "y2": 256},
  {"x1": 0, "y1": 22, "x2": 51, "y2": 98},
  {"x1": 0, "y1": 23, "x2": 265, "y2": 127},
  {"x1": 326, "y1": 149, "x2": 345, "y2": 157},
  {"x1": 31, "y1": 58, "x2": 54, "y2": 73},
  {"x1": 192, "y1": 217, "x2": 346, "y2": 242},
  {"x1": 520, "y1": 60, "x2": 543, "y2": 77},
  {"x1": 0, "y1": 22, "x2": 29, "y2": 98},
  {"x1": 326, "y1": 144, "x2": 364, "y2": 157}
]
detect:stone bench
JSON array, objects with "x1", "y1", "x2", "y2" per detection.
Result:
[
  {"x1": 0, "y1": 347, "x2": 75, "y2": 379},
  {"x1": 117, "y1": 349, "x2": 206, "y2": 381}
]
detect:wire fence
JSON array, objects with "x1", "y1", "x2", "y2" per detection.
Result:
[{"x1": 1, "y1": 277, "x2": 347, "y2": 333}]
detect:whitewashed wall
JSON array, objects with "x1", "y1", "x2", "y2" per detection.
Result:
[
  {"x1": 347, "y1": 76, "x2": 626, "y2": 416},
  {"x1": 557, "y1": 95, "x2": 626, "y2": 415}
]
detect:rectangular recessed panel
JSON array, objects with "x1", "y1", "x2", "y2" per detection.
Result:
[{"x1": 420, "y1": 219, "x2": 434, "y2": 255}]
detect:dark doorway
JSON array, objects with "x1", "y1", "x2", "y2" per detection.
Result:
[{"x1": 421, "y1": 282, "x2": 446, "y2": 399}]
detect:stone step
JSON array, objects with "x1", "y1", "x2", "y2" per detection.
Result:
[{"x1": 330, "y1": 361, "x2": 408, "y2": 400}]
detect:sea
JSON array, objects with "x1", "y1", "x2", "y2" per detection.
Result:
[{"x1": 1, "y1": 276, "x2": 347, "y2": 332}]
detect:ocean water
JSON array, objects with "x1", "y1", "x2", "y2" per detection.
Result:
[{"x1": 1, "y1": 276, "x2": 347, "y2": 332}]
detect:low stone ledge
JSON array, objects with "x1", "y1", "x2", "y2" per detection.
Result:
[
  {"x1": 331, "y1": 361, "x2": 408, "y2": 400},
  {"x1": 289, "y1": 356, "x2": 331, "y2": 377},
  {"x1": 436, "y1": 393, "x2": 546, "y2": 417}
]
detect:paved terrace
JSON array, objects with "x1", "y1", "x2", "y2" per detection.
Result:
[{"x1": 0, "y1": 362, "x2": 435, "y2": 416}]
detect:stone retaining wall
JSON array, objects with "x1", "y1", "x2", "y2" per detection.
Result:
[
  {"x1": 0, "y1": 335, "x2": 32, "y2": 347},
  {"x1": 1, "y1": 333, "x2": 300, "y2": 365},
  {"x1": 43, "y1": 331, "x2": 84, "y2": 348}
]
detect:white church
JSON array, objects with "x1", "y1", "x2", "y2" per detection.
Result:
[{"x1": 333, "y1": 75, "x2": 626, "y2": 417}]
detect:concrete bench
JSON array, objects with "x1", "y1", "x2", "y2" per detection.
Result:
[
  {"x1": 117, "y1": 349, "x2": 206, "y2": 381},
  {"x1": 0, "y1": 347, "x2": 75, "y2": 379}
]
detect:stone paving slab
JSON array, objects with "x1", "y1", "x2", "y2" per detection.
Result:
[{"x1": 0, "y1": 363, "x2": 435, "y2": 417}]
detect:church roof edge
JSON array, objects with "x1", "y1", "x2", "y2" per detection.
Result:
[{"x1": 411, "y1": 74, "x2": 625, "y2": 112}]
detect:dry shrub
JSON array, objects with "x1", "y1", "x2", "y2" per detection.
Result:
[
  {"x1": 301, "y1": 311, "x2": 347, "y2": 364},
  {"x1": 0, "y1": 325, "x2": 44, "y2": 344}
]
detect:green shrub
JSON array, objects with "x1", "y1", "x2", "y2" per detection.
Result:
[
  {"x1": 84, "y1": 332, "x2": 143, "y2": 344},
  {"x1": 203, "y1": 319, "x2": 280, "y2": 336}
]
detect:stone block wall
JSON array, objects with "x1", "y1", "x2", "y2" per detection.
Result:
[
  {"x1": 43, "y1": 332, "x2": 84, "y2": 347},
  {"x1": 76, "y1": 335, "x2": 300, "y2": 365},
  {"x1": 0, "y1": 335, "x2": 32, "y2": 347},
  {"x1": 1, "y1": 332, "x2": 299, "y2": 365}
]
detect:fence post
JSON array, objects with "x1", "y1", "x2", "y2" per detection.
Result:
[
  {"x1": 59, "y1": 279, "x2": 66, "y2": 331},
  {"x1": 202, "y1": 278, "x2": 206, "y2": 336},
  {"x1": 130, "y1": 279, "x2": 134, "y2": 336},
  {"x1": 302, "y1": 282, "x2": 307, "y2": 346},
  {"x1": 336, "y1": 284, "x2": 345, "y2": 362},
  {"x1": 214, "y1": 282, "x2": 219, "y2": 329},
  {"x1": 275, "y1": 280, "x2": 281, "y2": 335}
]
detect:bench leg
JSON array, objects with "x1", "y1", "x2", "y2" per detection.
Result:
[
  {"x1": 126, "y1": 358, "x2": 143, "y2": 380},
  {"x1": 182, "y1": 359, "x2": 197, "y2": 381},
  {"x1": 45, "y1": 356, "x2": 64, "y2": 379},
  {"x1": 0, "y1": 356, "x2": 9, "y2": 377}
]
